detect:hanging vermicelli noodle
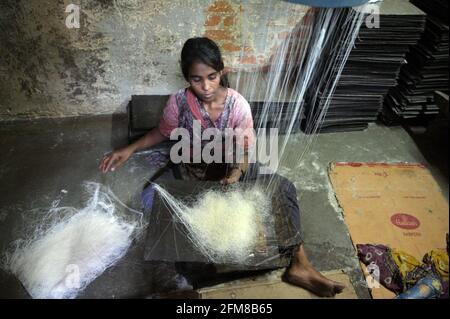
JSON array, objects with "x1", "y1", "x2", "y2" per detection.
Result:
[
  {"x1": 152, "y1": 183, "x2": 271, "y2": 264},
  {"x1": 3, "y1": 2, "x2": 374, "y2": 298},
  {"x1": 2, "y1": 182, "x2": 143, "y2": 299},
  {"x1": 153, "y1": 4, "x2": 369, "y2": 260}
]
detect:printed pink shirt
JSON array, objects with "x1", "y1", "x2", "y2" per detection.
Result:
[{"x1": 158, "y1": 88, "x2": 255, "y2": 150}]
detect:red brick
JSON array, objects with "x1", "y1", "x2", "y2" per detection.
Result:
[
  {"x1": 222, "y1": 42, "x2": 241, "y2": 52},
  {"x1": 205, "y1": 15, "x2": 221, "y2": 27},
  {"x1": 239, "y1": 55, "x2": 257, "y2": 64},
  {"x1": 223, "y1": 16, "x2": 235, "y2": 27},
  {"x1": 288, "y1": 16, "x2": 300, "y2": 27},
  {"x1": 204, "y1": 29, "x2": 233, "y2": 41},
  {"x1": 258, "y1": 55, "x2": 266, "y2": 65},
  {"x1": 266, "y1": 19, "x2": 287, "y2": 27},
  {"x1": 208, "y1": 0, "x2": 233, "y2": 13},
  {"x1": 278, "y1": 31, "x2": 290, "y2": 40}
]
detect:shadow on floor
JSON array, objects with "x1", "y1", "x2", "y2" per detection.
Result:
[{"x1": 404, "y1": 117, "x2": 449, "y2": 180}]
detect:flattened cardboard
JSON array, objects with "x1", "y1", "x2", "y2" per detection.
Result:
[{"x1": 329, "y1": 162, "x2": 449, "y2": 298}]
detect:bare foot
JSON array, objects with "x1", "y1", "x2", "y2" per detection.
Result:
[
  {"x1": 284, "y1": 245, "x2": 346, "y2": 297},
  {"x1": 284, "y1": 263, "x2": 346, "y2": 297}
]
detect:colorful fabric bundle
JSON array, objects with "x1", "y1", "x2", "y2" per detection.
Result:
[{"x1": 357, "y1": 243, "x2": 449, "y2": 299}]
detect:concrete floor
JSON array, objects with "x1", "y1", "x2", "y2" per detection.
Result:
[{"x1": 0, "y1": 114, "x2": 447, "y2": 299}]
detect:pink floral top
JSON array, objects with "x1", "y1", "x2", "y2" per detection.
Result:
[{"x1": 158, "y1": 88, "x2": 255, "y2": 150}]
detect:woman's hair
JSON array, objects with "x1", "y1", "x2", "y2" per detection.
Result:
[{"x1": 181, "y1": 37, "x2": 229, "y2": 87}]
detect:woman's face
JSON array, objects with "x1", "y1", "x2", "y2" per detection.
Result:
[{"x1": 188, "y1": 61, "x2": 222, "y2": 102}]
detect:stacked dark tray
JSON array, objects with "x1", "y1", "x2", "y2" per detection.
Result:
[
  {"x1": 382, "y1": 0, "x2": 449, "y2": 124},
  {"x1": 304, "y1": 1, "x2": 426, "y2": 133}
]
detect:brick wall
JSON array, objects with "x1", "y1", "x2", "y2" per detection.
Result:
[
  {"x1": 0, "y1": 0, "x2": 309, "y2": 119},
  {"x1": 203, "y1": 0, "x2": 308, "y2": 70}
]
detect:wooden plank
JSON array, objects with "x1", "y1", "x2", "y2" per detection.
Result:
[{"x1": 196, "y1": 269, "x2": 358, "y2": 299}]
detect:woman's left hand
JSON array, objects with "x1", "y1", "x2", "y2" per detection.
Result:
[{"x1": 220, "y1": 168, "x2": 242, "y2": 185}]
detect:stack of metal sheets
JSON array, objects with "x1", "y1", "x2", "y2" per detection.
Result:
[
  {"x1": 382, "y1": 0, "x2": 449, "y2": 124},
  {"x1": 305, "y1": 0, "x2": 426, "y2": 132}
]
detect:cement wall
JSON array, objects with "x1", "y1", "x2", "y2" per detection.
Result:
[{"x1": 0, "y1": 0, "x2": 307, "y2": 120}]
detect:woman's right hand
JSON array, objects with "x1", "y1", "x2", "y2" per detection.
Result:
[{"x1": 99, "y1": 146, "x2": 134, "y2": 173}]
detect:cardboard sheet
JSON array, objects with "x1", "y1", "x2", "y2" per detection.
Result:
[{"x1": 329, "y1": 162, "x2": 449, "y2": 298}]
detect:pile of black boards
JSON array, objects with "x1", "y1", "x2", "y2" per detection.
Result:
[
  {"x1": 382, "y1": 0, "x2": 449, "y2": 125},
  {"x1": 304, "y1": 1, "x2": 426, "y2": 133}
]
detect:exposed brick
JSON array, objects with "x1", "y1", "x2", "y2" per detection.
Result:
[
  {"x1": 239, "y1": 55, "x2": 257, "y2": 64},
  {"x1": 257, "y1": 55, "x2": 266, "y2": 65},
  {"x1": 278, "y1": 31, "x2": 290, "y2": 40},
  {"x1": 223, "y1": 16, "x2": 235, "y2": 27},
  {"x1": 266, "y1": 19, "x2": 288, "y2": 27},
  {"x1": 288, "y1": 16, "x2": 301, "y2": 27},
  {"x1": 208, "y1": 0, "x2": 233, "y2": 13},
  {"x1": 222, "y1": 44, "x2": 253, "y2": 53},
  {"x1": 204, "y1": 29, "x2": 232, "y2": 41},
  {"x1": 205, "y1": 15, "x2": 222, "y2": 27},
  {"x1": 222, "y1": 42, "x2": 241, "y2": 52}
]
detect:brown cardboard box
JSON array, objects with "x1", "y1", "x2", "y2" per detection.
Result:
[{"x1": 329, "y1": 162, "x2": 449, "y2": 298}]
